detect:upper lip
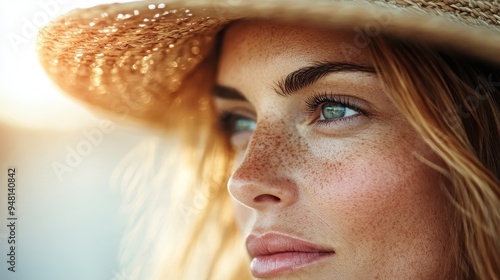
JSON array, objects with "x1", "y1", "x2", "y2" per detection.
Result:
[{"x1": 246, "y1": 232, "x2": 335, "y2": 258}]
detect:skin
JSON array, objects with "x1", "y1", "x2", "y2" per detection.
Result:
[{"x1": 214, "y1": 20, "x2": 452, "y2": 279}]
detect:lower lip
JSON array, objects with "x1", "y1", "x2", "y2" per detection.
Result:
[{"x1": 250, "y1": 252, "x2": 334, "y2": 277}]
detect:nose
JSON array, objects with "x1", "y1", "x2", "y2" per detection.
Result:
[{"x1": 227, "y1": 122, "x2": 299, "y2": 211}]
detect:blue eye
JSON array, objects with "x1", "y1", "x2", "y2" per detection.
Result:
[
  {"x1": 321, "y1": 102, "x2": 359, "y2": 120},
  {"x1": 305, "y1": 93, "x2": 364, "y2": 124},
  {"x1": 220, "y1": 113, "x2": 256, "y2": 135},
  {"x1": 234, "y1": 118, "x2": 256, "y2": 133}
]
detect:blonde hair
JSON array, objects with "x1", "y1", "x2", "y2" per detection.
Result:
[
  {"x1": 154, "y1": 34, "x2": 499, "y2": 279},
  {"x1": 370, "y1": 36, "x2": 500, "y2": 279}
]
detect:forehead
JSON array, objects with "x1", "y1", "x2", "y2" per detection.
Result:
[{"x1": 216, "y1": 20, "x2": 373, "y2": 94}]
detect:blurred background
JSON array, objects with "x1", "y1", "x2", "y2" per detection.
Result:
[{"x1": 0, "y1": 1, "x2": 159, "y2": 279}]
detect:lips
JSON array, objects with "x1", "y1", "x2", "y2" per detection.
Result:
[{"x1": 246, "y1": 232, "x2": 335, "y2": 278}]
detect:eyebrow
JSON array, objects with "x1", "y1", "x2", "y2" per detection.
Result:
[
  {"x1": 276, "y1": 62, "x2": 376, "y2": 96},
  {"x1": 212, "y1": 85, "x2": 247, "y2": 101},
  {"x1": 212, "y1": 62, "x2": 376, "y2": 100}
]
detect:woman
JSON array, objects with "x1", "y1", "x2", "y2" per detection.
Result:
[{"x1": 38, "y1": 0, "x2": 499, "y2": 279}]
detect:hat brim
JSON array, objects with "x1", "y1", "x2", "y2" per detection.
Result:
[{"x1": 37, "y1": 0, "x2": 500, "y2": 130}]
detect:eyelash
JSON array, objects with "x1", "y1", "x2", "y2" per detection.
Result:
[{"x1": 304, "y1": 92, "x2": 365, "y2": 125}]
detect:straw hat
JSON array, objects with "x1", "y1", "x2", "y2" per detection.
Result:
[{"x1": 37, "y1": 0, "x2": 500, "y2": 129}]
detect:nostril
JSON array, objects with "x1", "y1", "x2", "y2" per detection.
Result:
[{"x1": 254, "y1": 194, "x2": 281, "y2": 203}]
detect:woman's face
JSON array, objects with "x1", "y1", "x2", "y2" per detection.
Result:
[{"x1": 214, "y1": 20, "x2": 451, "y2": 279}]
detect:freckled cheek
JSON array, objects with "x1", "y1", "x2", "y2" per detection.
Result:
[
  {"x1": 301, "y1": 147, "x2": 439, "y2": 247},
  {"x1": 305, "y1": 160, "x2": 393, "y2": 231}
]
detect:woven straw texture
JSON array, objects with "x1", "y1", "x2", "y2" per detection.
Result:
[{"x1": 37, "y1": 0, "x2": 500, "y2": 128}]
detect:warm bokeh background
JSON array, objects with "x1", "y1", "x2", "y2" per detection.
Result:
[{"x1": 0, "y1": 1, "x2": 159, "y2": 279}]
